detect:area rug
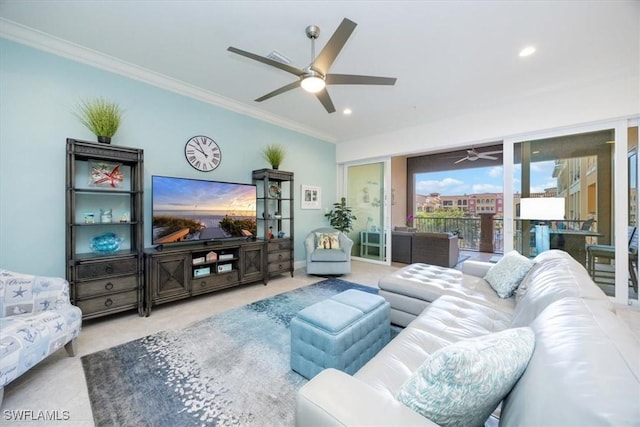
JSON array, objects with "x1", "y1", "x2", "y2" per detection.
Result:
[{"x1": 82, "y1": 278, "x2": 395, "y2": 427}]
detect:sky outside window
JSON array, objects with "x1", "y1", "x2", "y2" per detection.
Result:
[{"x1": 415, "y1": 160, "x2": 557, "y2": 196}]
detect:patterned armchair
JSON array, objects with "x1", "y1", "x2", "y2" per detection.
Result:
[{"x1": 0, "y1": 270, "x2": 82, "y2": 403}]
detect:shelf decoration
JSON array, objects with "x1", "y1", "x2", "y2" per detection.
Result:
[
  {"x1": 89, "y1": 232, "x2": 122, "y2": 254},
  {"x1": 269, "y1": 183, "x2": 281, "y2": 198},
  {"x1": 89, "y1": 161, "x2": 124, "y2": 188}
]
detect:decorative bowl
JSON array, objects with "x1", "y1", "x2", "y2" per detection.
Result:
[{"x1": 90, "y1": 233, "x2": 122, "y2": 254}]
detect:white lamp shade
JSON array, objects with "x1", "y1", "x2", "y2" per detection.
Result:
[
  {"x1": 520, "y1": 197, "x2": 565, "y2": 220},
  {"x1": 300, "y1": 76, "x2": 326, "y2": 93}
]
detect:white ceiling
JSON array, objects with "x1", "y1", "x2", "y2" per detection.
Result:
[{"x1": 1, "y1": 1, "x2": 638, "y2": 143}]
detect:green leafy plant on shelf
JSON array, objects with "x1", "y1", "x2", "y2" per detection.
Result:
[
  {"x1": 74, "y1": 97, "x2": 122, "y2": 143},
  {"x1": 325, "y1": 197, "x2": 357, "y2": 233},
  {"x1": 261, "y1": 144, "x2": 286, "y2": 169}
]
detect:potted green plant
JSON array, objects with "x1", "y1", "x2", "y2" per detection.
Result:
[
  {"x1": 74, "y1": 97, "x2": 122, "y2": 144},
  {"x1": 261, "y1": 144, "x2": 286, "y2": 169},
  {"x1": 325, "y1": 197, "x2": 357, "y2": 233}
]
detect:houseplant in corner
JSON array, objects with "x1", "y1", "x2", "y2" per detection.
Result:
[
  {"x1": 325, "y1": 197, "x2": 357, "y2": 233},
  {"x1": 261, "y1": 144, "x2": 286, "y2": 170},
  {"x1": 74, "y1": 97, "x2": 122, "y2": 144}
]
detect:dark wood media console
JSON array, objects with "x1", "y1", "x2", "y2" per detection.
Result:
[{"x1": 144, "y1": 239, "x2": 265, "y2": 315}]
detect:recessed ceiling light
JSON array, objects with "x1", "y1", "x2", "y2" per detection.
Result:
[
  {"x1": 519, "y1": 46, "x2": 536, "y2": 57},
  {"x1": 343, "y1": 108, "x2": 352, "y2": 115}
]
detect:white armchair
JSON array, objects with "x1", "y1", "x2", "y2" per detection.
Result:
[{"x1": 305, "y1": 227, "x2": 354, "y2": 275}]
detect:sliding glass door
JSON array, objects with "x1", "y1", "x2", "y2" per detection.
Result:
[
  {"x1": 345, "y1": 161, "x2": 388, "y2": 263},
  {"x1": 513, "y1": 125, "x2": 638, "y2": 303}
]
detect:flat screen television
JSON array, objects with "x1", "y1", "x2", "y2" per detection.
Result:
[{"x1": 152, "y1": 175, "x2": 257, "y2": 246}]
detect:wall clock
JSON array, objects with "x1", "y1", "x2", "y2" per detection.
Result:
[{"x1": 184, "y1": 135, "x2": 221, "y2": 171}]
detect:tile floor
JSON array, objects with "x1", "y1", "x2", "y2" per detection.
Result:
[{"x1": 2, "y1": 256, "x2": 638, "y2": 426}]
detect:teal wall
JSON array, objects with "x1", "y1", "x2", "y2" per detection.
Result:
[{"x1": 0, "y1": 39, "x2": 336, "y2": 276}]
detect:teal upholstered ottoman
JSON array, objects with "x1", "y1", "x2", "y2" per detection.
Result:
[{"x1": 290, "y1": 289, "x2": 390, "y2": 380}]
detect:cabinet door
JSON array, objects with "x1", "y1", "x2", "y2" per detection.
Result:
[
  {"x1": 148, "y1": 253, "x2": 190, "y2": 301},
  {"x1": 241, "y1": 242, "x2": 265, "y2": 283}
]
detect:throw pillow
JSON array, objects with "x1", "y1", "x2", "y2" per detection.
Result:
[
  {"x1": 484, "y1": 250, "x2": 535, "y2": 298},
  {"x1": 315, "y1": 232, "x2": 341, "y2": 250},
  {"x1": 397, "y1": 327, "x2": 535, "y2": 427}
]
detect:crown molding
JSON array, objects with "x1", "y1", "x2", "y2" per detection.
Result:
[{"x1": 0, "y1": 18, "x2": 337, "y2": 143}]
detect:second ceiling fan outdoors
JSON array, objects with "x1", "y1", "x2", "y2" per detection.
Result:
[
  {"x1": 227, "y1": 18, "x2": 397, "y2": 113},
  {"x1": 454, "y1": 148, "x2": 503, "y2": 164}
]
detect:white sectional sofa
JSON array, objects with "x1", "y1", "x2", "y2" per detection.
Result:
[{"x1": 296, "y1": 250, "x2": 640, "y2": 426}]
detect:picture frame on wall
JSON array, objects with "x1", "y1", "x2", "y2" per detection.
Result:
[{"x1": 301, "y1": 184, "x2": 321, "y2": 209}]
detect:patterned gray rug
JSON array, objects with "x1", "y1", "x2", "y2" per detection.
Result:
[{"x1": 82, "y1": 278, "x2": 393, "y2": 427}]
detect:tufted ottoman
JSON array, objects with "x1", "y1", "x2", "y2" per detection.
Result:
[{"x1": 290, "y1": 289, "x2": 390, "y2": 380}]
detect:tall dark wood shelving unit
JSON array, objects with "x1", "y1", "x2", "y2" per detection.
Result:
[
  {"x1": 252, "y1": 169, "x2": 294, "y2": 283},
  {"x1": 65, "y1": 138, "x2": 144, "y2": 319}
]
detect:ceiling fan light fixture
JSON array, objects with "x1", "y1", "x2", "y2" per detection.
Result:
[
  {"x1": 519, "y1": 46, "x2": 536, "y2": 57},
  {"x1": 301, "y1": 75, "x2": 326, "y2": 93}
]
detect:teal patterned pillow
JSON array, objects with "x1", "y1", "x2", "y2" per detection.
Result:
[
  {"x1": 484, "y1": 250, "x2": 534, "y2": 298},
  {"x1": 397, "y1": 327, "x2": 535, "y2": 427}
]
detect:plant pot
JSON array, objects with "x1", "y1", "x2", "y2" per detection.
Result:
[
  {"x1": 271, "y1": 165, "x2": 279, "y2": 170},
  {"x1": 97, "y1": 136, "x2": 111, "y2": 144}
]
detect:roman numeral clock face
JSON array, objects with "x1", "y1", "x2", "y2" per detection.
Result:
[{"x1": 184, "y1": 135, "x2": 221, "y2": 172}]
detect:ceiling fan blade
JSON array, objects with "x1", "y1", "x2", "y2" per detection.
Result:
[
  {"x1": 454, "y1": 157, "x2": 468, "y2": 164},
  {"x1": 325, "y1": 74, "x2": 397, "y2": 86},
  {"x1": 312, "y1": 18, "x2": 357, "y2": 74},
  {"x1": 228, "y1": 46, "x2": 303, "y2": 76},
  {"x1": 478, "y1": 155, "x2": 498, "y2": 160},
  {"x1": 480, "y1": 150, "x2": 503, "y2": 155},
  {"x1": 315, "y1": 88, "x2": 336, "y2": 113},
  {"x1": 255, "y1": 81, "x2": 301, "y2": 102}
]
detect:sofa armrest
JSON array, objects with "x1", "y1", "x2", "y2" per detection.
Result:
[
  {"x1": 461, "y1": 260, "x2": 493, "y2": 278},
  {"x1": 296, "y1": 369, "x2": 436, "y2": 427}
]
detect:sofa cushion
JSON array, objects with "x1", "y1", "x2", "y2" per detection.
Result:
[
  {"x1": 315, "y1": 232, "x2": 341, "y2": 249},
  {"x1": 310, "y1": 248, "x2": 348, "y2": 262},
  {"x1": 501, "y1": 298, "x2": 640, "y2": 426},
  {"x1": 355, "y1": 295, "x2": 513, "y2": 396},
  {"x1": 511, "y1": 250, "x2": 611, "y2": 327},
  {"x1": 397, "y1": 327, "x2": 535, "y2": 427},
  {"x1": 484, "y1": 250, "x2": 534, "y2": 298},
  {"x1": 0, "y1": 269, "x2": 72, "y2": 315},
  {"x1": 378, "y1": 263, "x2": 515, "y2": 316}
]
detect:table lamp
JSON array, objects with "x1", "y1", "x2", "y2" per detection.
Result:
[{"x1": 520, "y1": 198, "x2": 565, "y2": 254}]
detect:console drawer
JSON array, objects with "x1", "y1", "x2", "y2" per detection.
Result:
[
  {"x1": 268, "y1": 251, "x2": 292, "y2": 263},
  {"x1": 268, "y1": 239, "x2": 292, "y2": 252},
  {"x1": 268, "y1": 260, "x2": 291, "y2": 273},
  {"x1": 76, "y1": 289, "x2": 138, "y2": 315},
  {"x1": 191, "y1": 271, "x2": 239, "y2": 294},
  {"x1": 75, "y1": 275, "x2": 138, "y2": 298},
  {"x1": 75, "y1": 258, "x2": 138, "y2": 280}
]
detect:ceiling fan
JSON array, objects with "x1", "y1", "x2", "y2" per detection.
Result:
[
  {"x1": 454, "y1": 148, "x2": 503, "y2": 164},
  {"x1": 227, "y1": 18, "x2": 397, "y2": 113}
]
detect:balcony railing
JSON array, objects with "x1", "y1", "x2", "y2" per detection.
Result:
[{"x1": 413, "y1": 217, "x2": 504, "y2": 253}]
